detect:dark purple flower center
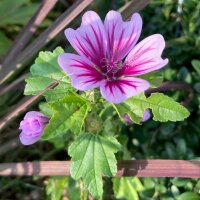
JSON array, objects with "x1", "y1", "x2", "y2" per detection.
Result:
[{"x1": 97, "y1": 59, "x2": 124, "y2": 81}]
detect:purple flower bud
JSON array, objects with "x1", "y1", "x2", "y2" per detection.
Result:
[
  {"x1": 124, "y1": 109, "x2": 151, "y2": 125},
  {"x1": 19, "y1": 111, "x2": 49, "y2": 145}
]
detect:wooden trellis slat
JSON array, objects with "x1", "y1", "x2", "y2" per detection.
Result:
[
  {"x1": 0, "y1": 160, "x2": 200, "y2": 178},
  {"x1": 120, "y1": 0, "x2": 150, "y2": 19}
]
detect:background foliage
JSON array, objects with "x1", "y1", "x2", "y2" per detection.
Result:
[{"x1": 0, "y1": 0, "x2": 200, "y2": 199}]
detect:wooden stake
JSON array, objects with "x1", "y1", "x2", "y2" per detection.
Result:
[{"x1": 0, "y1": 160, "x2": 199, "y2": 178}]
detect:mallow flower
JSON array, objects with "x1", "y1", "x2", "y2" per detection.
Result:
[
  {"x1": 19, "y1": 111, "x2": 49, "y2": 145},
  {"x1": 124, "y1": 109, "x2": 151, "y2": 125},
  {"x1": 58, "y1": 10, "x2": 168, "y2": 104}
]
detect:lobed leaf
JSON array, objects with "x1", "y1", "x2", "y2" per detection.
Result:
[
  {"x1": 24, "y1": 47, "x2": 72, "y2": 101},
  {"x1": 147, "y1": 93, "x2": 190, "y2": 122},
  {"x1": 68, "y1": 133, "x2": 121, "y2": 198},
  {"x1": 42, "y1": 93, "x2": 90, "y2": 139},
  {"x1": 114, "y1": 93, "x2": 189, "y2": 123},
  {"x1": 113, "y1": 93, "x2": 147, "y2": 124}
]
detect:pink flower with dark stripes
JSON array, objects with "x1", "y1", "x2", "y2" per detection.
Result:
[{"x1": 58, "y1": 10, "x2": 168, "y2": 104}]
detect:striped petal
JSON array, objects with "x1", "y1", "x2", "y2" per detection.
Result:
[
  {"x1": 100, "y1": 77, "x2": 150, "y2": 104},
  {"x1": 104, "y1": 10, "x2": 142, "y2": 63},
  {"x1": 123, "y1": 34, "x2": 169, "y2": 76},
  {"x1": 58, "y1": 53, "x2": 104, "y2": 90},
  {"x1": 64, "y1": 11, "x2": 107, "y2": 67}
]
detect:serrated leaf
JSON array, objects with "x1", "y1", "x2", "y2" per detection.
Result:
[
  {"x1": 113, "y1": 177, "x2": 140, "y2": 200},
  {"x1": 42, "y1": 93, "x2": 90, "y2": 139},
  {"x1": 25, "y1": 76, "x2": 53, "y2": 95},
  {"x1": 147, "y1": 93, "x2": 190, "y2": 122},
  {"x1": 24, "y1": 47, "x2": 72, "y2": 100},
  {"x1": 113, "y1": 93, "x2": 147, "y2": 124},
  {"x1": 68, "y1": 133, "x2": 121, "y2": 198},
  {"x1": 114, "y1": 93, "x2": 189, "y2": 123},
  {"x1": 44, "y1": 82, "x2": 73, "y2": 101}
]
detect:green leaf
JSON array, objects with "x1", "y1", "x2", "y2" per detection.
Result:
[
  {"x1": 68, "y1": 133, "x2": 121, "y2": 198},
  {"x1": 0, "y1": 31, "x2": 11, "y2": 55},
  {"x1": 0, "y1": 0, "x2": 39, "y2": 26},
  {"x1": 46, "y1": 176, "x2": 68, "y2": 200},
  {"x1": 138, "y1": 71, "x2": 163, "y2": 88},
  {"x1": 177, "y1": 192, "x2": 200, "y2": 200},
  {"x1": 42, "y1": 93, "x2": 90, "y2": 139},
  {"x1": 171, "y1": 178, "x2": 189, "y2": 187},
  {"x1": 25, "y1": 76, "x2": 53, "y2": 95},
  {"x1": 147, "y1": 93, "x2": 190, "y2": 122},
  {"x1": 67, "y1": 178, "x2": 81, "y2": 200},
  {"x1": 113, "y1": 177, "x2": 144, "y2": 200},
  {"x1": 39, "y1": 102, "x2": 54, "y2": 117},
  {"x1": 192, "y1": 60, "x2": 200, "y2": 75},
  {"x1": 44, "y1": 82, "x2": 73, "y2": 102},
  {"x1": 114, "y1": 93, "x2": 189, "y2": 123},
  {"x1": 113, "y1": 93, "x2": 147, "y2": 124},
  {"x1": 24, "y1": 47, "x2": 72, "y2": 100}
]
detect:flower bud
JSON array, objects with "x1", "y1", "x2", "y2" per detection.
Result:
[
  {"x1": 124, "y1": 109, "x2": 151, "y2": 125},
  {"x1": 19, "y1": 111, "x2": 49, "y2": 145},
  {"x1": 85, "y1": 114, "x2": 103, "y2": 133}
]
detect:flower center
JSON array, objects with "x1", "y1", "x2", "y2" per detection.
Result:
[{"x1": 98, "y1": 59, "x2": 123, "y2": 81}]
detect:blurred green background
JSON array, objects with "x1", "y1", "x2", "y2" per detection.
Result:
[{"x1": 0, "y1": 0, "x2": 200, "y2": 199}]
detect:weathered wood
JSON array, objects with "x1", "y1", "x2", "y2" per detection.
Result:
[
  {"x1": 120, "y1": 0, "x2": 150, "y2": 19},
  {"x1": 0, "y1": 160, "x2": 199, "y2": 178},
  {"x1": 0, "y1": 73, "x2": 28, "y2": 96}
]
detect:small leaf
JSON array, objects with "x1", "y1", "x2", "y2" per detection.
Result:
[
  {"x1": 24, "y1": 47, "x2": 72, "y2": 100},
  {"x1": 114, "y1": 93, "x2": 189, "y2": 123},
  {"x1": 171, "y1": 178, "x2": 189, "y2": 187},
  {"x1": 177, "y1": 192, "x2": 200, "y2": 200},
  {"x1": 138, "y1": 71, "x2": 163, "y2": 88},
  {"x1": 192, "y1": 60, "x2": 200, "y2": 75},
  {"x1": 46, "y1": 176, "x2": 68, "y2": 200},
  {"x1": 113, "y1": 177, "x2": 141, "y2": 200},
  {"x1": 147, "y1": 93, "x2": 190, "y2": 122},
  {"x1": 113, "y1": 93, "x2": 147, "y2": 124},
  {"x1": 178, "y1": 67, "x2": 192, "y2": 83},
  {"x1": 42, "y1": 93, "x2": 90, "y2": 139},
  {"x1": 68, "y1": 133, "x2": 121, "y2": 198}
]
